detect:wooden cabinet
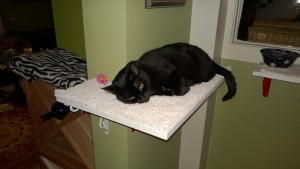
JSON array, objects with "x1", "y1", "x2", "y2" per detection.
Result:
[{"x1": 23, "y1": 79, "x2": 95, "y2": 169}]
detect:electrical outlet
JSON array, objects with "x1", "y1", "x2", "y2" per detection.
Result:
[{"x1": 99, "y1": 118, "x2": 109, "y2": 135}]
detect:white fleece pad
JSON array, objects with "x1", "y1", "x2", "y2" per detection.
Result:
[{"x1": 55, "y1": 74, "x2": 224, "y2": 140}]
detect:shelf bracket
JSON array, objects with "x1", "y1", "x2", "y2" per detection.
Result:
[
  {"x1": 253, "y1": 62, "x2": 300, "y2": 97},
  {"x1": 262, "y1": 77, "x2": 272, "y2": 97}
]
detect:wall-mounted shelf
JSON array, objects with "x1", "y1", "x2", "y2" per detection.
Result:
[
  {"x1": 55, "y1": 75, "x2": 224, "y2": 140},
  {"x1": 253, "y1": 62, "x2": 300, "y2": 97}
]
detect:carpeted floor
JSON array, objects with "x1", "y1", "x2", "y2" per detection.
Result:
[{"x1": 0, "y1": 104, "x2": 39, "y2": 169}]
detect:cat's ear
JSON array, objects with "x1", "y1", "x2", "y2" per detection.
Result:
[
  {"x1": 130, "y1": 62, "x2": 139, "y2": 76},
  {"x1": 102, "y1": 85, "x2": 118, "y2": 94}
]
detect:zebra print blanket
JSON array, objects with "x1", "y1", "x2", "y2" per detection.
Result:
[{"x1": 9, "y1": 49, "x2": 87, "y2": 89}]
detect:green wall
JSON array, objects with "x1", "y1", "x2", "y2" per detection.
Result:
[
  {"x1": 126, "y1": 2, "x2": 192, "y2": 169},
  {"x1": 82, "y1": 1, "x2": 192, "y2": 169},
  {"x1": 207, "y1": 59, "x2": 300, "y2": 169},
  {"x1": 126, "y1": 1, "x2": 191, "y2": 62},
  {"x1": 82, "y1": 1, "x2": 127, "y2": 79},
  {"x1": 51, "y1": 0, "x2": 86, "y2": 58}
]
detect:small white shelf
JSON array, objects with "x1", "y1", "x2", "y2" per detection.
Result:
[
  {"x1": 55, "y1": 75, "x2": 224, "y2": 140},
  {"x1": 253, "y1": 62, "x2": 300, "y2": 84}
]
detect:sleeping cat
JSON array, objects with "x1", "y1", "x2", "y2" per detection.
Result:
[{"x1": 103, "y1": 43, "x2": 237, "y2": 104}]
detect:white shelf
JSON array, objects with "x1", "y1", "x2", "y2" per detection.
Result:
[
  {"x1": 55, "y1": 75, "x2": 224, "y2": 140},
  {"x1": 253, "y1": 62, "x2": 300, "y2": 84}
]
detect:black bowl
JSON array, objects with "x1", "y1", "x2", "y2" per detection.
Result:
[{"x1": 260, "y1": 48, "x2": 299, "y2": 68}]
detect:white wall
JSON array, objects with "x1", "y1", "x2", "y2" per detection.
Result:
[{"x1": 179, "y1": 1, "x2": 221, "y2": 169}]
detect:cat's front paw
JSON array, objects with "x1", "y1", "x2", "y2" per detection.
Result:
[
  {"x1": 175, "y1": 85, "x2": 190, "y2": 96},
  {"x1": 161, "y1": 86, "x2": 175, "y2": 96}
]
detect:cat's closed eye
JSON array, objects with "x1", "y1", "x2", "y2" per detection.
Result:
[
  {"x1": 133, "y1": 81, "x2": 144, "y2": 92},
  {"x1": 138, "y1": 83, "x2": 144, "y2": 91}
]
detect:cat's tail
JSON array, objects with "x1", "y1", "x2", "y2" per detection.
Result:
[{"x1": 213, "y1": 62, "x2": 237, "y2": 101}]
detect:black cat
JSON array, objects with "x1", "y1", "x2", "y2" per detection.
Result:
[{"x1": 103, "y1": 43, "x2": 237, "y2": 104}]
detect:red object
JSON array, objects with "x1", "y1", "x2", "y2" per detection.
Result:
[
  {"x1": 262, "y1": 77, "x2": 272, "y2": 97},
  {"x1": 131, "y1": 128, "x2": 136, "y2": 132},
  {"x1": 37, "y1": 117, "x2": 43, "y2": 123}
]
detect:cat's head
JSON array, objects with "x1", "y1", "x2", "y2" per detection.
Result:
[{"x1": 103, "y1": 61, "x2": 151, "y2": 104}]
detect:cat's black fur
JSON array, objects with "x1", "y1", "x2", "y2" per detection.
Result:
[{"x1": 103, "y1": 43, "x2": 237, "y2": 104}]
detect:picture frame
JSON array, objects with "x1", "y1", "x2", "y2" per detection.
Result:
[{"x1": 145, "y1": 0, "x2": 186, "y2": 8}]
